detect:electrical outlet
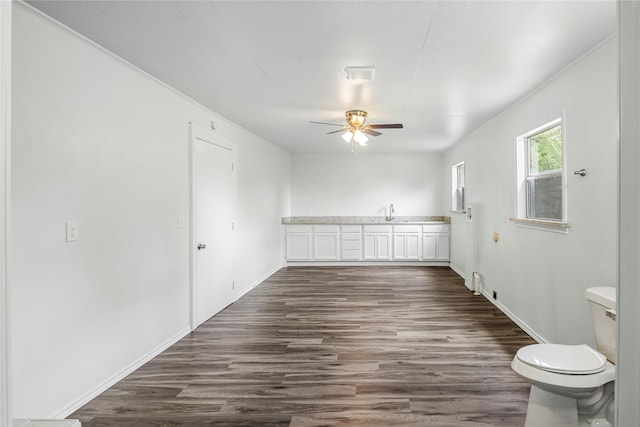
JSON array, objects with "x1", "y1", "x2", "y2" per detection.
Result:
[
  {"x1": 492, "y1": 290, "x2": 497, "y2": 300},
  {"x1": 66, "y1": 221, "x2": 79, "y2": 242}
]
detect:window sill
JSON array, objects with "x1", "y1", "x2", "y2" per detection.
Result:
[{"x1": 509, "y1": 217, "x2": 570, "y2": 234}]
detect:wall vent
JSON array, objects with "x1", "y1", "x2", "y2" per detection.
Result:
[{"x1": 344, "y1": 66, "x2": 375, "y2": 81}]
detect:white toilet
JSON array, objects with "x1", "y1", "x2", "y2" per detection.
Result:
[{"x1": 511, "y1": 286, "x2": 617, "y2": 427}]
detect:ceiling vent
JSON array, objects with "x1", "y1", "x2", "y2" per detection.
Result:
[{"x1": 344, "y1": 66, "x2": 375, "y2": 81}]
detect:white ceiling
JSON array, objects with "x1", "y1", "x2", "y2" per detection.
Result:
[{"x1": 25, "y1": 0, "x2": 617, "y2": 154}]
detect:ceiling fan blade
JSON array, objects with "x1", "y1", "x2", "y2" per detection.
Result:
[
  {"x1": 326, "y1": 129, "x2": 346, "y2": 135},
  {"x1": 368, "y1": 123, "x2": 404, "y2": 129},
  {"x1": 363, "y1": 129, "x2": 382, "y2": 137},
  {"x1": 309, "y1": 121, "x2": 344, "y2": 127}
]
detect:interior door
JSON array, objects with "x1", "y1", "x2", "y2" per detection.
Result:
[{"x1": 192, "y1": 125, "x2": 235, "y2": 329}]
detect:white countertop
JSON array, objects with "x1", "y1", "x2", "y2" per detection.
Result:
[{"x1": 282, "y1": 216, "x2": 450, "y2": 225}]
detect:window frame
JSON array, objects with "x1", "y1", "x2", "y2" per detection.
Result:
[{"x1": 515, "y1": 117, "x2": 568, "y2": 230}]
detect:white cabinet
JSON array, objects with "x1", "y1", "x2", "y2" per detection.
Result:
[
  {"x1": 313, "y1": 225, "x2": 340, "y2": 260},
  {"x1": 285, "y1": 222, "x2": 449, "y2": 263},
  {"x1": 393, "y1": 225, "x2": 422, "y2": 260},
  {"x1": 285, "y1": 225, "x2": 313, "y2": 260},
  {"x1": 341, "y1": 225, "x2": 362, "y2": 260},
  {"x1": 363, "y1": 225, "x2": 393, "y2": 260},
  {"x1": 285, "y1": 224, "x2": 339, "y2": 261},
  {"x1": 422, "y1": 224, "x2": 450, "y2": 261}
]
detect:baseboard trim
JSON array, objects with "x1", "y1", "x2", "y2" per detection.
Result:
[
  {"x1": 54, "y1": 326, "x2": 191, "y2": 419},
  {"x1": 284, "y1": 261, "x2": 450, "y2": 267},
  {"x1": 448, "y1": 263, "x2": 465, "y2": 279},
  {"x1": 448, "y1": 264, "x2": 474, "y2": 291},
  {"x1": 236, "y1": 264, "x2": 283, "y2": 299},
  {"x1": 480, "y1": 290, "x2": 547, "y2": 344}
]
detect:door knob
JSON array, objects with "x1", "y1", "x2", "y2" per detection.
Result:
[{"x1": 197, "y1": 243, "x2": 207, "y2": 250}]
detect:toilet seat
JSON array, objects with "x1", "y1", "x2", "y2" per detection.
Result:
[{"x1": 517, "y1": 344, "x2": 607, "y2": 374}]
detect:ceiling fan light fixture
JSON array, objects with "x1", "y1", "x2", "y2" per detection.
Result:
[
  {"x1": 341, "y1": 131, "x2": 353, "y2": 143},
  {"x1": 344, "y1": 66, "x2": 375, "y2": 81},
  {"x1": 310, "y1": 109, "x2": 403, "y2": 153},
  {"x1": 353, "y1": 130, "x2": 368, "y2": 145},
  {"x1": 346, "y1": 110, "x2": 368, "y2": 127}
]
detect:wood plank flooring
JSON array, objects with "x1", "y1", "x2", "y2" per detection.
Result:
[{"x1": 69, "y1": 266, "x2": 535, "y2": 426}]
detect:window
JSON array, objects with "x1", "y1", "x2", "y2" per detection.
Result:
[
  {"x1": 516, "y1": 118, "x2": 564, "y2": 223},
  {"x1": 451, "y1": 162, "x2": 465, "y2": 212}
]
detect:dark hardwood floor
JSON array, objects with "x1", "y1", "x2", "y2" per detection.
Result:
[{"x1": 69, "y1": 266, "x2": 535, "y2": 426}]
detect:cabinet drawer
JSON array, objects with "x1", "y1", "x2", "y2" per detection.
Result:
[
  {"x1": 341, "y1": 249, "x2": 362, "y2": 260},
  {"x1": 341, "y1": 232, "x2": 362, "y2": 241},
  {"x1": 342, "y1": 240, "x2": 361, "y2": 250},
  {"x1": 286, "y1": 225, "x2": 313, "y2": 233},
  {"x1": 342, "y1": 225, "x2": 362, "y2": 233},
  {"x1": 422, "y1": 224, "x2": 449, "y2": 233},
  {"x1": 314, "y1": 225, "x2": 340, "y2": 233},
  {"x1": 393, "y1": 224, "x2": 421, "y2": 233},
  {"x1": 363, "y1": 225, "x2": 393, "y2": 233}
]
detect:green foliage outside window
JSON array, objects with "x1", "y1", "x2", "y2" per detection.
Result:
[{"x1": 528, "y1": 125, "x2": 562, "y2": 174}]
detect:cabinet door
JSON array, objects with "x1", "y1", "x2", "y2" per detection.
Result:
[
  {"x1": 393, "y1": 233, "x2": 408, "y2": 259},
  {"x1": 435, "y1": 233, "x2": 450, "y2": 260},
  {"x1": 286, "y1": 232, "x2": 312, "y2": 260},
  {"x1": 393, "y1": 233, "x2": 420, "y2": 260},
  {"x1": 363, "y1": 233, "x2": 378, "y2": 260},
  {"x1": 314, "y1": 233, "x2": 340, "y2": 260},
  {"x1": 378, "y1": 233, "x2": 392, "y2": 260},
  {"x1": 422, "y1": 233, "x2": 436, "y2": 260},
  {"x1": 406, "y1": 233, "x2": 421, "y2": 260}
]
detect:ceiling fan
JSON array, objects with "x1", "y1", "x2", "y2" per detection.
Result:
[{"x1": 310, "y1": 110, "x2": 403, "y2": 153}]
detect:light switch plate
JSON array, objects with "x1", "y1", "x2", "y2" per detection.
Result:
[{"x1": 66, "y1": 221, "x2": 79, "y2": 242}]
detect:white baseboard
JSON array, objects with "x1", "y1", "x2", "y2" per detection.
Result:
[
  {"x1": 480, "y1": 289, "x2": 547, "y2": 344},
  {"x1": 54, "y1": 327, "x2": 191, "y2": 419},
  {"x1": 448, "y1": 264, "x2": 474, "y2": 291},
  {"x1": 14, "y1": 420, "x2": 81, "y2": 427},
  {"x1": 284, "y1": 261, "x2": 450, "y2": 267},
  {"x1": 448, "y1": 263, "x2": 465, "y2": 279},
  {"x1": 236, "y1": 264, "x2": 283, "y2": 299}
]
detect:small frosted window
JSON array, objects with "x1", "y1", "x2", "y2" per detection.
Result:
[{"x1": 451, "y1": 162, "x2": 465, "y2": 212}]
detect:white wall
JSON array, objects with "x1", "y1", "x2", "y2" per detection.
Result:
[
  {"x1": 617, "y1": 1, "x2": 640, "y2": 423},
  {"x1": 10, "y1": 5, "x2": 289, "y2": 418},
  {"x1": 234, "y1": 135, "x2": 290, "y2": 296},
  {"x1": 448, "y1": 213, "x2": 469, "y2": 281},
  {"x1": 443, "y1": 38, "x2": 618, "y2": 346},
  {"x1": 291, "y1": 153, "x2": 444, "y2": 217}
]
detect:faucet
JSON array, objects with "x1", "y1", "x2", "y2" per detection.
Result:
[{"x1": 386, "y1": 203, "x2": 395, "y2": 221}]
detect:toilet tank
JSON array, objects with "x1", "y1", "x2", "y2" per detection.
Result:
[{"x1": 585, "y1": 287, "x2": 617, "y2": 363}]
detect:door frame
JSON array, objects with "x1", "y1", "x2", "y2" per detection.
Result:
[
  {"x1": 188, "y1": 122, "x2": 236, "y2": 331},
  {"x1": 618, "y1": 1, "x2": 640, "y2": 423},
  {"x1": 1, "y1": 1, "x2": 12, "y2": 424}
]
